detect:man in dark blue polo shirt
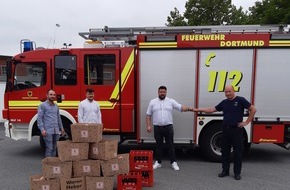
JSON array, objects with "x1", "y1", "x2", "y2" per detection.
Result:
[{"x1": 193, "y1": 85, "x2": 256, "y2": 180}]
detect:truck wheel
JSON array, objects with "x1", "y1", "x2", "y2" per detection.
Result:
[
  {"x1": 61, "y1": 117, "x2": 72, "y2": 140},
  {"x1": 200, "y1": 123, "x2": 250, "y2": 162},
  {"x1": 200, "y1": 123, "x2": 223, "y2": 162}
]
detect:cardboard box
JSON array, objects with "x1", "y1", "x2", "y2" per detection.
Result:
[
  {"x1": 71, "y1": 123, "x2": 103, "y2": 143},
  {"x1": 60, "y1": 177, "x2": 85, "y2": 190},
  {"x1": 86, "y1": 176, "x2": 114, "y2": 190},
  {"x1": 30, "y1": 174, "x2": 60, "y2": 190},
  {"x1": 57, "y1": 141, "x2": 89, "y2": 162},
  {"x1": 42, "y1": 157, "x2": 72, "y2": 179},
  {"x1": 100, "y1": 154, "x2": 129, "y2": 177},
  {"x1": 73, "y1": 160, "x2": 101, "y2": 177},
  {"x1": 89, "y1": 139, "x2": 118, "y2": 160}
]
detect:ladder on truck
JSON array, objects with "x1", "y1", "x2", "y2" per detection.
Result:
[{"x1": 79, "y1": 25, "x2": 287, "y2": 44}]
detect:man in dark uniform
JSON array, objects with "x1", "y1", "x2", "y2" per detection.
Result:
[{"x1": 193, "y1": 85, "x2": 256, "y2": 180}]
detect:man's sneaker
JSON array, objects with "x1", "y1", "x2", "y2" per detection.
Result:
[
  {"x1": 153, "y1": 161, "x2": 161, "y2": 169},
  {"x1": 171, "y1": 162, "x2": 180, "y2": 171}
]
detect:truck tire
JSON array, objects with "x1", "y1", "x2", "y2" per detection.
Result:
[
  {"x1": 200, "y1": 123, "x2": 251, "y2": 162},
  {"x1": 61, "y1": 117, "x2": 72, "y2": 140},
  {"x1": 200, "y1": 123, "x2": 223, "y2": 162}
]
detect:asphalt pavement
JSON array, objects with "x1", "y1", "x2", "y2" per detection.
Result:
[{"x1": 1, "y1": 125, "x2": 290, "y2": 190}]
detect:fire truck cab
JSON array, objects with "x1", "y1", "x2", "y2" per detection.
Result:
[{"x1": 3, "y1": 25, "x2": 290, "y2": 161}]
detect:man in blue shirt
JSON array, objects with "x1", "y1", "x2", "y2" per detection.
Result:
[
  {"x1": 193, "y1": 85, "x2": 256, "y2": 180},
  {"x1": 37, "y1": 89, "x2": 65, "y2": 157}
]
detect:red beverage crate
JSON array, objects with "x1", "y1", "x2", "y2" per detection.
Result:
[
  {"x1": 129, "y1": 150, "x2": 153, "y2": 171},
  {"x1": 140, "y1": 171, "x2": 154, "y2": 187},
  {"x1": 117, "y1": 172, "x2": 142, "y2": 190}
]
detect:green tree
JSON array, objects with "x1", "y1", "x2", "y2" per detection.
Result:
[
  {"x1": 248, "y1": 0, "x2": 290, "y2": 24},
  {"x1": 167, "y1": 0, "x2": 290, "y2": 26},
  {"x1": 167, "y1": 7, "x2": 187, "y2": 26},
  {"x1": 230, "y1": 5, "x2": 250, "y2": 25},
  {"x1": 183, "y1": 0, "x2": 232, "y2": 25},
  {"x1": 166, "y1": 0, "x2": 250, "y2": 26}
]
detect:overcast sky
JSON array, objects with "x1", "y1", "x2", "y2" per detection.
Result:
[{"x1": 0, "y1": 0, "x2": 259, "y2": 56}]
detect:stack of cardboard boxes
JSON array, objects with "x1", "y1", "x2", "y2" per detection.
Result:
[{"x1": 30, "y1": 123, "x2": 129, "y2": 190}]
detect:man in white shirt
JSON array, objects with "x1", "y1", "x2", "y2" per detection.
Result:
[
  {"x1": 146, "y1": 86, "x2": 193, "y2": 171},
  {"x1": 78, "y1": 88, "x2": 102, "y2": 124}
]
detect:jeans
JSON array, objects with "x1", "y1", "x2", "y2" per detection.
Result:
[
  {"x1": 43, "y1": 134, "x2": 59, "y2": 157},
  {"x1": 154, "y1": 124, "x2": 176, "y2": 164}
]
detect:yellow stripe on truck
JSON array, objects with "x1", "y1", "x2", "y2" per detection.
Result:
[
  {"x1": 110, "y1": 50, "x2": 134, "y2": 101},
  {"x1": 139, "y1": 42, "x2": 177, "y2": 48},
  {"x1": 269, "y1": 40, "x2": 290, "y2": 46},
  {"x1": 8, "y1": 100, "x2": 114, "y2": 109}
]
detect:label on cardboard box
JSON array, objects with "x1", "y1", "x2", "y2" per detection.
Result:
[
  {"x1": 111, "y1": 164, "x2": 119, "y2": 171},
  {"x1": 61, "y1": 177, "x2": 85, "y2": 190},
  {"x1": 81, "y1": 130, "x2": 89, "y2": 138},
  {"x1": 83, "y1": 165, "x2": 91, "y2": 173},
  {"x1": 71, "y1": 148, "x2": 79, "y2": 156},
  {"x1": 93, "y1": 147, "x2": 99, "y2": 155},
  {"x1": 96, "y1": 182, "x2": 104, "y2": 189},
  {"x1": 52, "y1": 166, "x2": 61, "y2": 174},
  {"x1": 41, "y1": 185, "x2": 50, "y2": 190}
]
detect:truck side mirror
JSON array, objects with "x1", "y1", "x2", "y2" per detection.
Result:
[{"x1": 56, "y1": 94, "x2": 62, "y2": 103}]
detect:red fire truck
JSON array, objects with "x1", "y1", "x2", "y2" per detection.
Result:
[{"x1": 3, "y1": 25, "x2": 290, "y2": 161}]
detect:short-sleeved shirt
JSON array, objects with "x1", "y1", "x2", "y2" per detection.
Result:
[
  {"x1": 146, "y1": 97, "x2": 182, "y2": 126},
  {"x1": 215, "y1": 96, "x2": 251, "y2": 126}
]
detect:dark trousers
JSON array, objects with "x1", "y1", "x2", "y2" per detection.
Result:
[
  {"x1": 154, "y1": 124, "x2": 176, "y2": 164},
  {"x1": 222, "y1": 126, "x2": 243, "y2": 175}
]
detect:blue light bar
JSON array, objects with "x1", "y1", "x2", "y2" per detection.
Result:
[
  {"x1": 20, "y1": 39, "x2": 35, "y2": 52},
  {"x1": 23, "y1": 41, "x2": 33, "y2": 52}
]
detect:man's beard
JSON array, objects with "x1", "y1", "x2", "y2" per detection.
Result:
[
  {"x1": 159, "y1": 95, "x2": 166, "y2": 100},
  {"x1": 49, "y1": 97, "x2": 55, "y2": 102}
]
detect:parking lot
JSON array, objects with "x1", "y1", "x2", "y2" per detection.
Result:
[{"x1": 1, "y1": 126, "x2": 290, "y2": 190}]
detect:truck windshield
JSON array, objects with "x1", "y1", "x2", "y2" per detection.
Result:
[{"x1": 13, "y1": 62, "x2": 46, "y2": 91}]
